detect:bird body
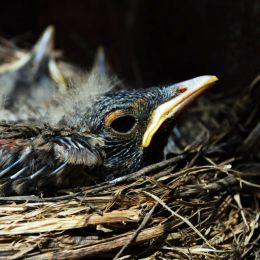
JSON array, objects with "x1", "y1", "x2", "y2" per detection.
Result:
[
  {"x1": 0, "y1": 122, "x2": 104, "y2": 195},
  {"x1": 0, "y1": 75, "x2": 217, "y2": 196},
  {"x1": 0, "y1": 26, "x2": 66, "y2": 121}
]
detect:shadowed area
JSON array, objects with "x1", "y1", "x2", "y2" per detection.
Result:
[{"x1": 0, "y1": 0, "x2": 259, "y2": 89}]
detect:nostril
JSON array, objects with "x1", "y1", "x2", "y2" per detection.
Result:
[{"x1": 179, "y1": 86, "x2": 187, "y2": 93}]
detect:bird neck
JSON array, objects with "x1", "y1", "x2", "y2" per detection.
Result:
[{"x1": 103, "y1": 138, "x2": 144, "y2": 179}]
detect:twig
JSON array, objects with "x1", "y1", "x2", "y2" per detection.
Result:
[
  {"x1": 0, "y1": 192, "x2": 82, "y2": 202},
  {"x1": 113, "y1": 203, "x2": 158, "y2": 260},
  {"x1": 82, "y1": 155, "x2": 186, "y2": 195},
  {"x1": 233, "y1": 193, "x2": 249, "y2": 231},
  {"x1": 143, "y1": 191, "x2": 215, "y2": 249},
  {"x1": 237, "y1": 122, "x2": 260, "y2": 155},
  {"x1": 108, "y1": 155, "x2": 186, "y2": 184},
  {"x1": 25, "y1": 219, "x2": 183, "y2": 259}
]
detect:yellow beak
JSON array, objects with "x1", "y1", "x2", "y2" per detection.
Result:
[{"x1": 142, "y1": 75, "x2": 218, "y2": 148}]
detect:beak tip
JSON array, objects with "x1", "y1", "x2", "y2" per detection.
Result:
[
  {"x1": 46, "y1": 25, "x2": 55, "y2": 37},
  {"x1": 208, "y1": 75, "x2": 218, "y2": 84}
]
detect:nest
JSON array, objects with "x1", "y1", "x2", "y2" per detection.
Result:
[{"x1": 0, "y1": 77, "x2": 259, "y2": 259}]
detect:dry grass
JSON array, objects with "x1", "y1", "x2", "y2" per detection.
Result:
[{"x1": 0, "y1": 77, "x2": 259, "y2": 259}]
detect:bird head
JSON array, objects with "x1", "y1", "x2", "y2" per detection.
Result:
[
  {"x1": 0, "y1": 26, "x2": 66, "y2": 107},
  {"x1": 87, "y1": 75, "x2": 218, "y2": 178}
]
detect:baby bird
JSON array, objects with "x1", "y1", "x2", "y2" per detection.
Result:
[
  {"x1": 0, "y1": 75, "x2": 217, "y2": 195},
  {"x1": 0, "y1": 26, "x2": 66, "y2": 115}
]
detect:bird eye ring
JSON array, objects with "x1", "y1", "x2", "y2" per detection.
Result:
[
  {"x1": 110, "y1": 115, "x2": 137, "y2": 134},
  {"x1": 105, "y1": 111, "x2": 137, "y2": 135}
]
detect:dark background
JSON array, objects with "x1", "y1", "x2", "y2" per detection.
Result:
[{"x1": 0, "y1": 0, "x2": 259, "y2": 91}]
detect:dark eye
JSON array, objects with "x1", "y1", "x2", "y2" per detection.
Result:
[{"x1": 110, "y1": 115, "x2": 137, "y2": 134}]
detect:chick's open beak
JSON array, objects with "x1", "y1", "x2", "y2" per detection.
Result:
[
  {"x1": 32, "y1": 25, "x2": 54, "y2": 65},
  {"x1": 142, "y1": 75, "x2": 218, "y2": 148},
  {"x1": 0, "y1": 26, "x2": 54, "y2": 74}
]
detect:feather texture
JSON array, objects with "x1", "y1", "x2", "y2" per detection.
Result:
[{"x1": 0, "y1": 123, "x2": 104, "y2": 195}]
